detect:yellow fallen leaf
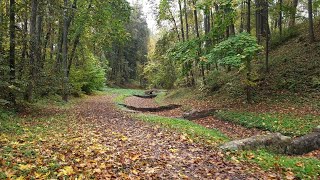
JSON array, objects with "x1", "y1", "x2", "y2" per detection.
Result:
[
  {"x1": 34, "y1": 172, "x2": 43, "y2": 178},
  {"x1": 131, "y1": 154, "x2": 140, "y2": 161},
  {"x1": 99, "y1": 163, "x2": 106, "y2": 169},
  {"x1": 295, "y1": 162, "x2": 304, "y2": 167},
  {"x1": 93, "y1": 168, "x2": 102, "y2": 173},
  {"x1": 132, "y1": 169, "x2": 139, "y2": 175},
  {"x1": 19, "y1": 164, "x2": 35, "y2": 171},
  {"x1": 5, "y1": 170, "x2": 15, "y2": 178},
  {"x1": 58, "y1": 154, "x2": 66, "y2": 162},
  {"x1": 58, "y1": 166, "x2": 75, "y2": 176},
  {"x1": 76, "y1": 174, "x2": 85, "y2": 180},
  {"x1": 169, "y1": 148, "x2": 179, "y2": 153},
  {"x1": 121, "y1": 136, "x2": 128, "y2": 141},
  {"x1": 16, "y1": 176, "x2": 25, "y2": 180},
  {"x1": 285, "y1": 171, "x2": 295, "y2": 180},
  {"x1": 246, "y1": 153, "x2": 255, "y2": 159}
]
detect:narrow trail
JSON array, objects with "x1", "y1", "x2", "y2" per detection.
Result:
[
  {"x1": 123, "y1": 96, "x2": 267, "y2": 139},
  {"x1": 75, "y1": 95, "x2": 279, "y2": 179}
]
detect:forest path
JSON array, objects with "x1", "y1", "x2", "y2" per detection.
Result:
[
  {"x1": 123, "y1": 96, "x2": 267, "y2": 139},
  {"x1": 74, "y1": 95, "x2": 279, "y2": 179}
]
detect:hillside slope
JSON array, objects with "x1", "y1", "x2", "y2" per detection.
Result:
[{"x1": 166, "y1": 20, "x2": 320, "y2": 116}]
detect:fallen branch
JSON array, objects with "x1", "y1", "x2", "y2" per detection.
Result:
[
  {"x1": 133, "y1": 94, "x2": 157, "y2": 99},
  {"x1": 119, "y1": 103, "x2": 181, "y2": 112}
]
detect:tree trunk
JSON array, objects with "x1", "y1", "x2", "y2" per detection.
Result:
[
  {"x1": 308, "y1": 0, "x2": 315, "y2": 43},
  {"x1": 62, "y1": 0, "x2": 69, "y2": 102},
  {"x1": 192, "y1": 0, "x2": 205, "y2": 85},
  {"x1": 289, "y1": 0, "x2": 298, "y2": 27},
  {"x1": 9, "y1": 0, "x2": 15, "y2": 103},
  {"x1": 178, "y1": 0, "x2": 185, "y2": 42},
  {"x1": 247, "y1": 0, "x2": 251, "y2": 33},
  {"x1": 192, "y1": 0, "x2": 200, "y2": 39},
  {"x1": 19, "y1": 12, "x2": 28, "y2": 80},
  {"x1": 68, "y1": 0, "x2": 90, "y2": 77},
  {"x1": 265, "y1": 0, "x2": 270, "y2": 73},
  {"x1": 169, "y1": 9, "x2": 180, "y2": 41},
  {"x1": 255, "y1": 0, "x2": 262, "y2": 43},
  {"x1": 240, "y1": 1, "x2": 244, "y2": 33},
  {"x1": 26, "y1": 0, "x2": 38, "y2": 102},
  {"x1": 230, "y1": 24, "x2": 235, "y2": 36},
  {"x1": 184, "y1": 0, "x2": 189, "y2": 40},
  {"x1": 279, "y1": 0, "x2": 282, "y2": 36}
]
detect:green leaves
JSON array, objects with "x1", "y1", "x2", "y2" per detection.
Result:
[{"x1": 206, "y1": 33, "x2": 262, "y2": 68}]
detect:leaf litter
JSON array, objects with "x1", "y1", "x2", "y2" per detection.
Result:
[{"x1": 0, "y1": 95, "x2": 282, "y2": 179}]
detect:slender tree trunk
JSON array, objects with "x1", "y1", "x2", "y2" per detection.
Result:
[
  {"x1": 230, "y1": 24, "x2": 235, "y2": 36},
  {"x1": 279, "y1": 0, "x2": 282, "y2": 36},
  {"x1": 0, "y1": 0, "x2": 3, "y2": 58},
  {"x1": 240, "y1": 1, "x2": 244, "y2": 33},
  {"x1": 9, "y1": 0, "x2": 15, "y2": 103},
  {"x1": 184, "y1": 0, "x2": 189, "y2": 40},
  {"x1": 169, "y1": 9, "x2": 180, "y2": 41},
  {"x1": 192, "y1": 0, "x2": 200, "y2": 39},
  {"x1": 67, "y1": 0, "x2": 90, "y2": 77},
  {"x1": 265, "y1": 0, "x2": 270, "y2": 72},
  {"x1": 19, "y1": 10, "x2": 28, "y2": 80},
  {"x1": 255, "y1": 0, "x2": 262, "y2": 43},
  {"x1": 178, "y1": 0, "x2": 185, "y2": 41},
  {"x1": 26, "y1": 0, "x2": 38, "y2": 102},
  {"x1": 289, "y1": 0, "x2": 298, "y2": 27},
  {"x1": 62, "y1": 0, "x2": 69, "y2": 102},
  {"x1": 35, "y1": 3, "x2": 43, "y2": 81},
  {"x1": 184, "y1": 0, "x2": 194, "y2": 86},
  {"x1": 192, "y1": 0, "x2": 205, "y2": 85},
  {"x1": 247, "y1": 0, "x2": 251, "y2": 33},
  {"x1": 308, "y1": 0, "x2": 315, "y2": 43}
]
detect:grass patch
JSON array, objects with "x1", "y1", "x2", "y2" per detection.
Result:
[
  {"x1": 134, "y1": 114, "x2": 229, "y2": 145},
  {"x1": 236, "y1": 150, "x2": 320, "y2": 179},
  {"x1": 154, "y1": 91, "x2": 167, "y2": 105},
  {"x1": 104, "y1": 87, "x2": 145, "y2": 104},
  {"x1": 216, "y1": 111, "x2": 320, "y2": 136}
]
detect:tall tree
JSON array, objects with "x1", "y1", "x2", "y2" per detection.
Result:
[
  {"x1": 184, "y1": 0, "x2": 189, "y2": 40},
  {"x1": 247, "y1": 0, "x2": 251, "y2": 33},
  {"x1": 279, "y1": 0, "x2": 282, "y2": 36},
  {"x1": 62, "y1": 0, "x2": 69, "y2": 102},
  {"x1": 289, "y1": 0, "x2": 298, "y2": 27},
  {"x1": 178, "y1": 0, "x2": 185, "y2": 41},
  {"x1": 26, "y1": 0, "x2": 38, "y2": 101},
  {"x1": 308, "y1": 0, "x2": 315, "y2": 42},
  {"x1": 9, "y1": 0, "x2": 15, "y2": 103}
]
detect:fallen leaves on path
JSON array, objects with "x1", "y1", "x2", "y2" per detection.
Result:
[{"x1": 0, "y1": 96, "x2": 280, "y2": 179}]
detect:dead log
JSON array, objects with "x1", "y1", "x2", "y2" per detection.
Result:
[
  {"x1": 183, "y1": 109, "x2": 217, "y2": 120},
  {"x1": 220, "y1": 126, "x2": 320, "y2": 155},
  {"x1": 286, "y1": 126, "x2": 320, "y2": 155},
  {"x1": 220, "y1": 133, "x2": 291, "y2": 153},
  {"x1": 133, "y1": 94, "x2": 157, "y2": 99},
  {"x1": 119, "y1": 104, "x2": 181, "y2": 112}
]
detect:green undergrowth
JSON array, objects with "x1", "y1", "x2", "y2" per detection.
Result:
[
  {"x1": 134, "y1": 114, "x2": 229, "y2": 145},
  {"x1": 216, "y1": 111, "x2": 320, "y2": 136},
  {"x1": 154, "y1": 91, "x2": 167, "y2": 106},
  {"x1": 104, "y1": 87, "x2": 144, "y2": 104},
  {"x1": 0, "y1": 109, "x2": 69, "y2": 136},
  {"x1": 234, "y1": 150, "x2": 320, "y2": 179}
]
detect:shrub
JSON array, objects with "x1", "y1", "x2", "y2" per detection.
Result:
[
  {"x1": 70, "y1": 53, "x2": 106, "y2": 95},
  {"x1": 206, "y1": 71, "x2": 232, "y2": 92}
]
